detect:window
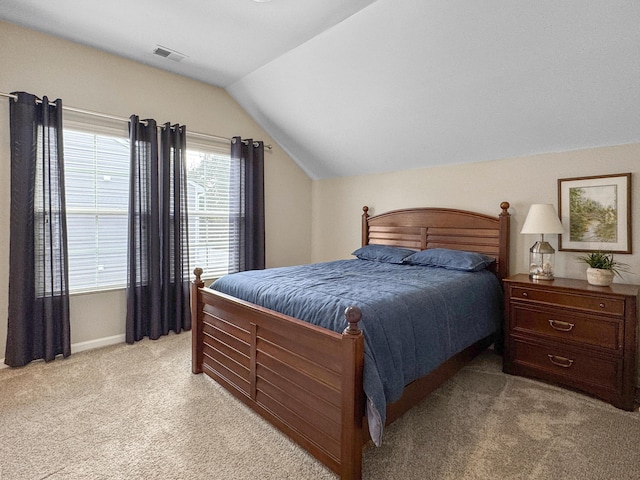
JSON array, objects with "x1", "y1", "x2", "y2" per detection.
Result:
[
  {"x1": 63, "y1": 115, "x2": 130, "y2": 293},
  {"x1": 63, "y1": 111, "x2": 233, "y2": 292},
  {"x1": 186, "y1": 141, "x2": 234, "y2": 279}
]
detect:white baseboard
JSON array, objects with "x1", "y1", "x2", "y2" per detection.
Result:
[
  {"x1": 0, "y1": 333, "x2": 126, "y2": 369},
  {"x1": 71, "y1": 334, "x2": 126, "y2": 354}
]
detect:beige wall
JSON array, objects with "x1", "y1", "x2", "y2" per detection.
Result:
[
  {"x1": 0, "y1": 21, "x2": 312, "y2": 355},
  {"x1": 311, "y1": 144, "x2": 640, "y2": 281}
]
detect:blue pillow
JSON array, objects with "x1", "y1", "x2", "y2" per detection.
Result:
[
  {"x1": 403, "y1": 248, "x2": 495, "y2": 272},
  {"x1": 352, "y1": 245, "x2": 416, "y2": 264}
]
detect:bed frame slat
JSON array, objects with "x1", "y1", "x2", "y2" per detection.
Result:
[
  {"x1": 256, "y1": 389, "x2": 342, "y2": 459},
  {"x1": 368, "y1": 226, "x2": 423, "y2": 250},
  {"x1": 257, "y1": 365, "x2": 342, "y2": 422},
  {"x1": 256, "y1": 379, "x2": 342, "y2": 445},
  {"x1": 202, "y1": 321, "x2": 250, "y2": 359},
  {"x1": 202, "y1": 339, "x2": 249, "y2": 374},
  {"x1": 427, "y1": 226, "x2": 500, "y2": 237},
  {"x1": 258, "y1": 328, "x2": 342, "y2": 375},
  {"x1": 369, "y1": 239, "x2": 422, "y2": 249},
  {"x1": 202, "y1": 353, "x2": 250, "y2": 394},
  {"x1": 257, "y1": 349, "x2": 340, "y2": 405},
  {"x1": 425, "y1": 242, "x2": 500, "y2": 254},
  {"x1": 203, "y1": 305, "x2": 251, "y2": 341}
]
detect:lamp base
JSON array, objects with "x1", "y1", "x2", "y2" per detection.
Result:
[
  {"x1": 529, "y1": 240, "x2": 556, "y2": 281},
  {"x1": 529, "y1": 272, "x2": 555, "y2": 281}
]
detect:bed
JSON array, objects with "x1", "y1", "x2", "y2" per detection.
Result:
[{"x1": 191, "y1": 202, "x2": 511, "y2": 480}]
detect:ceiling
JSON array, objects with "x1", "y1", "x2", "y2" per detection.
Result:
[{"x1": 1, "y1": 0, "x2": 639, "y2": 179}]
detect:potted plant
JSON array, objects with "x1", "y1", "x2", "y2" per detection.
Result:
[{"x1": 577, "y1": 251, "x2": 630, "y2": 286}]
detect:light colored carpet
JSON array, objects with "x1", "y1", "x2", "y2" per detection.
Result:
[{"x1": 1, "y1": 332, "x2": 639, "y2": 480}]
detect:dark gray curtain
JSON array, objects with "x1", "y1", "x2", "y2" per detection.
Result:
[
  {"x1": 5, "y1": 92, "x2": 70, "y2": 367},
  {"x1": 126, "y1": 116, "x2": 190, "y2": 344},
  {"x1": 229, "y1": 136, "x2": 265, "y2": 272},
  {"x1": 126, "y1": 116, "x2": 161, "y2": 343},
  {"x1": 160, "y1": 123, "x2": 190, "y2": 335}
]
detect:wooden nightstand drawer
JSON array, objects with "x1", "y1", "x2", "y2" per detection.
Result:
[
  {"x1": 510, "y1": 286, "x2": 625, "y2": 316},
  {"x1": 511, "y1": 305, "x2": 623, "y2": 352},
  {"x1": 510, "y1": 338, "x2": 621, "y2": 393}
]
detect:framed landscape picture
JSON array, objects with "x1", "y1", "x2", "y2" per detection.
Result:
[{"x1": 558, "y1": 173, "x2": 631, "y2": 253}]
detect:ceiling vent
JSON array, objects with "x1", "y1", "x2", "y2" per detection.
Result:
[{"x1": 153, "y1": 45, "x2": 187, "y2": 63}]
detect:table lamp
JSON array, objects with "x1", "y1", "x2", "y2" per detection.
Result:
[{"x1": 520, "y1": 204, "x2": 564, "y2": 280}]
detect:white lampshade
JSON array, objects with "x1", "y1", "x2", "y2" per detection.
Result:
[{"x1": 520, "y1": 204, "x2": 564, "y2": 235}]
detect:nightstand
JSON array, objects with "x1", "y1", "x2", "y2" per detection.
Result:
[{"x1": 503, "y1": 274, "x2": 639, "y2": 410}]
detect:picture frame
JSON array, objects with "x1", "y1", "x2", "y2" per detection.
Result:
[{"x1": 558, "y1": 173, "x2": 632, "y2": 253}]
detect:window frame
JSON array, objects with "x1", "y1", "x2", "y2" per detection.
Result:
[{"x1": 62, "y1": 112, "x2": 235, "y2": 294}]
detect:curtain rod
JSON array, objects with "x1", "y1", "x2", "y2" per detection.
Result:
[{"x1": 0, "y1": 91, "x2": 272, "y2": 149}]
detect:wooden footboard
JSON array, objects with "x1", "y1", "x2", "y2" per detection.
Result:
[{"x1": 191, "y1": 268, "x2": 366, "y2": 479}]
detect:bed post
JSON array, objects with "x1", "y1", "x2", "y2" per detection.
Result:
[
  {"x1": 191, "y1": 267, "x2": 205, "y2": 374},
  {"x1": 361, "y1": 206, "x2": 369, "y2": 246},
  {"x1": 494, "y1": 202, "x2": 511, "y2": 356},
  {"x1": 498, "y1": 202, "x2": 510, "y2": 281},
  {"x1": 340, "y1": 306, "x2": 365, "y2": 480}
]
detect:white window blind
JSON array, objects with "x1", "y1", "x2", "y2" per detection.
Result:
[
  {"x1": 186, "y1": 141, "x2": 234, "y2": 279},
  {"x1": 64, "y1": 125, "x2": 130, "y2": 293}
]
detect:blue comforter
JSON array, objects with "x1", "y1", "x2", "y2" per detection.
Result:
[{"x1": 211, "y1": 259, "x2": 502, "y2": 445}]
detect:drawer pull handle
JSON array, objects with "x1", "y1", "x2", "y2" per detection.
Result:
[
  {"x1": 521, "y1": 292, "x2": 528, "y2": 297},
  {"x1": 599, "y1": 303, "x2": 605, "y2": 308},
  {"x1": 547, "y1": 354, "x2": 574, "y2": 368},
  {"x1": 548, "y1": 319, "x2": 575, "y2": 332}
]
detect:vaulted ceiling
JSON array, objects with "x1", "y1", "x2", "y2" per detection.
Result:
[{"x1": 1, "y1": 0, "x2": 639, "y2": 179}]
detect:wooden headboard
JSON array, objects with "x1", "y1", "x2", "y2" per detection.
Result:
[{"x1": 362, "y1": 202, "x2": 511, "y2": 280}]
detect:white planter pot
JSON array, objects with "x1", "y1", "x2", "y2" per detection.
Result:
[{"x1": 586, "y1": 267, "x2": 614, "y2": 286}]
